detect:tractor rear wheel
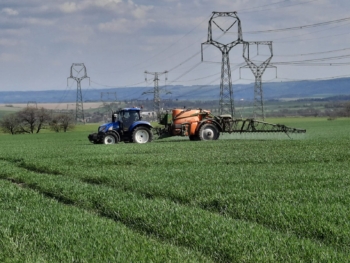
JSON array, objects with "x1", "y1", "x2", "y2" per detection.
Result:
[
  {"x1": 132, "y1": 127, "x2": 153, "y2": 144},
  {"x1": 198, "y1": 123, "x2": 219, "y2": 141},
  {"x1": 103, "y1": 132, "x2": 117, "y2": 145}
]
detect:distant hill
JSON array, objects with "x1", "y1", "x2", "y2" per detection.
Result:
[{"x1": 1, "y1": 77, "x2": 350, "y2": 104}]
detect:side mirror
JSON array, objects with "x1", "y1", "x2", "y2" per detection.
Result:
[{"x1": 112, "y1": 114, "x2": 117, "y2": 122}]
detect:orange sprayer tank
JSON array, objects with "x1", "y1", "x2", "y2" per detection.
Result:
[{"x1": 171, "y1": 109, "x2": 211, "y2": 136}]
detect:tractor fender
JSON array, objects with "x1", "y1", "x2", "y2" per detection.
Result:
[
  {"x1": 107, "y1": 130, "x2": 121, "y2": 143},
  {"x1": 128, "y1": 121, "x2": 153, "y2": 132}
]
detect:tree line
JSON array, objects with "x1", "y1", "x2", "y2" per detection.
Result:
[{"x1": 0, "y1": 107, "x2": 75, "y2": 135}]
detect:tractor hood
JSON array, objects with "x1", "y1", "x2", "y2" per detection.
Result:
[{"x1": 98, "y1": 121, "x2": 120, "y2": 133}]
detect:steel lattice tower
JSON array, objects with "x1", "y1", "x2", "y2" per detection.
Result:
[
  {"x1": 67, "y1": 63, "x2": 90, "y2": 122},
  {"x1": 241, "y1": 42, "x2": 275, "y2": 120},
  {"x1": 144, "y1": 71, "x2": 168, "y2": 118},
  {"x1": 202, "y1": 11, "x2": 244, "y2": 117}
]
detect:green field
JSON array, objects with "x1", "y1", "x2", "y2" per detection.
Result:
[{"x1": 0, "y1": 118, "x2": 349, "y2": 262}]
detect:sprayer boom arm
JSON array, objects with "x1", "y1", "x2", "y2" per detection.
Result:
[{"x1": 218, "y1": 117, "x2": 306, "y2": 134}]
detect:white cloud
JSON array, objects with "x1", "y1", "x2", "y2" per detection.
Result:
[
  {"x1": 132, "y1": 5, "x2": 153, "y2": 19},
  {"x1": 1, "y1": 8, "x2": 19, "y2": 16},
  {"x1": 98, "y1": 18, "x2": 153, "y2": 33},
  {"x1": 59, "y1": 0, "x2": 153, "y2": 18},
  {"x1": 60, "y1": 2, "x2": 78, "y2": 13},
  {"x1": 99, "y1": 18, "x2": 128, "y2": 33},
  {"x1": 93, "y1": 0, "x2": 123, "y2": 7},
  {"x1": 59, "y1": 0, "x2": 123, "y2": 13}
]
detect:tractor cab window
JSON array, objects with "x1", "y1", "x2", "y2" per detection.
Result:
[
  {"x1": 129, "y1": 111, "x2": 140, "y2": 122},
  {"x1": 122, "y1": 111, "x2": 129, "y2": 120},
  {"x1": 121, "y1": 110, "x2": 140, "y2": 129}
]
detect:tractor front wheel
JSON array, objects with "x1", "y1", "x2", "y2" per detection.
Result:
[
  {"x1": 132, "y1": 127, "x2": 153, "y2": 144},
  {"x1": 103, "y1": 132, "x2": 117, "y2": 145},
  {"x1": 198, "y1": 124, "x2": 220, "y2": 141}
]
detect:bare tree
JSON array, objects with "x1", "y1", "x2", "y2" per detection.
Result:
[
  {"x1": 49, "y1": 118, "x2": 60, "y2": 132},
  {"x1": 49, "y1": 113, "x2": 75, "y2": 132},
  {"x1": 0, "y1": 113, "x2": 20, "y2": 134},
  {"x1": 17, "y1": 107, "x2": 36, "y2": 133},
  {"x1": 17, "y1": 107, "x2": 51, "y2": 133},
  {"x1": 1, "y1": 108, "x2": 75, "y2": 135},
  {"x1": 35, "y1": 107, "x2": 51, "y2": 133},
  {"x1": 59, "y1": 113, "x2": 75, "y2": 132}
]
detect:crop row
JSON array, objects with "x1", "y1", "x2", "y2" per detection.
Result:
[
  {"x1": 3, "y1": 152, "x2": 350, "y2": 253},
  {"x1": 0, "y1": 179, "x2": 211, "y2": 262},
  {"x1": 1, "y1": 136, "x2": 349, "y2": 251},
  {"x1": 0, "y1": 118, "x2": 349, "y2": 261},
  {"x1": 0, "y1": 160, "x2": 348, "y2": 262}
]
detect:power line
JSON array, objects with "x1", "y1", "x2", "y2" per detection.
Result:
[
  {"x1": 90, "y1": 80, "x2": 146, "y2": 89},
  {"x1": 238, "y1": 0, "x2": 319, "y2": 14},
  {"x1": 248, "y1": 53, "x2": 350, "y2": 67},
  {"x1": 53, "y1": 81, "x2": 74, "y2": 110},
  {"x1": 272, "y1": 47, "x2": 350, "y2": 57},
  {"x1": 92, "y1": 15, "x2": 211, "y2": 76},
  {"x1": 265, "y1": 19, "x2": 350, "y2": 43},
  {"x1": 170, "y1": 72, "x2": 221, "y2": 83},
  {"x1": 272, "y1": 54, "x2": 350, "y2": 64},
  {"x1": 245, "y1": 16, "x2": 350, "y2": 34},
  {"x1": 161, "y1": 32, "x2": 228, "y2": 73},
  {"x1": 273, "y1": 29, "x2": 350, "y2": 44},
  {"x1": 274, "y1": 62, "x2": 350, "y2": 66},
  {"x1": 236, "y1": 0, "x2": 294, "y2": 12},
  {"x1": 274, "y1": 75, "x2": 350, "y2": 81}
]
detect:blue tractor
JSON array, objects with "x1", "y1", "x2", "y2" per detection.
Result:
[{"x1": 88, "y1": 108, "x2": 153, "y2": 144}]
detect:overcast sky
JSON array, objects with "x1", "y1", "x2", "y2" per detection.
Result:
[{"x1": 1, "y1": 0, "x2": 350, "y2": 97}]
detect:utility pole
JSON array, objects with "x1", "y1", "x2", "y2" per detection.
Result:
[
  {"x1": 143, "y1": 71, "x2": 168, "y2": 118},
  {"x1": 241, "y1": 41, "x2": 275, "y2": 120},
  {"x1": 201, "y1": 11, "x2": 244, "y2": 117},
  {"x1": 67, "y1": 63, "x2": 90, "y2": 122}
]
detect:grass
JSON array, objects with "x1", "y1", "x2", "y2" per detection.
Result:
[
  {"x1": 0, "y1": 117, "x2": 349, "y2": 262},
  {"x1": 0, "y1": 179, "x2": 209, "y2": 263}
]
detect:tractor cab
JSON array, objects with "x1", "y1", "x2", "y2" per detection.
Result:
[{"x1": 116, "y1": 108, "x2": 141, "y2": 131}]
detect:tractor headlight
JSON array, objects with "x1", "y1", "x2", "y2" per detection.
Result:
[{"x1": 108, "y1": 126, "x2": 113, "y2": 131}]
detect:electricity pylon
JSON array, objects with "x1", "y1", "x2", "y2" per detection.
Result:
[
  {"x1": 241, "y1": 41, "x2": 276, "y2": 120},
  {"x1": 67, "y1": 63, "x2": 90, "y2": 122},
  {"x1": 143, "y1": 71, "x2": 168, "y2": 118},
  {"x1": 201, "y1": 11, "x2": 244, "y2": 117}
]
